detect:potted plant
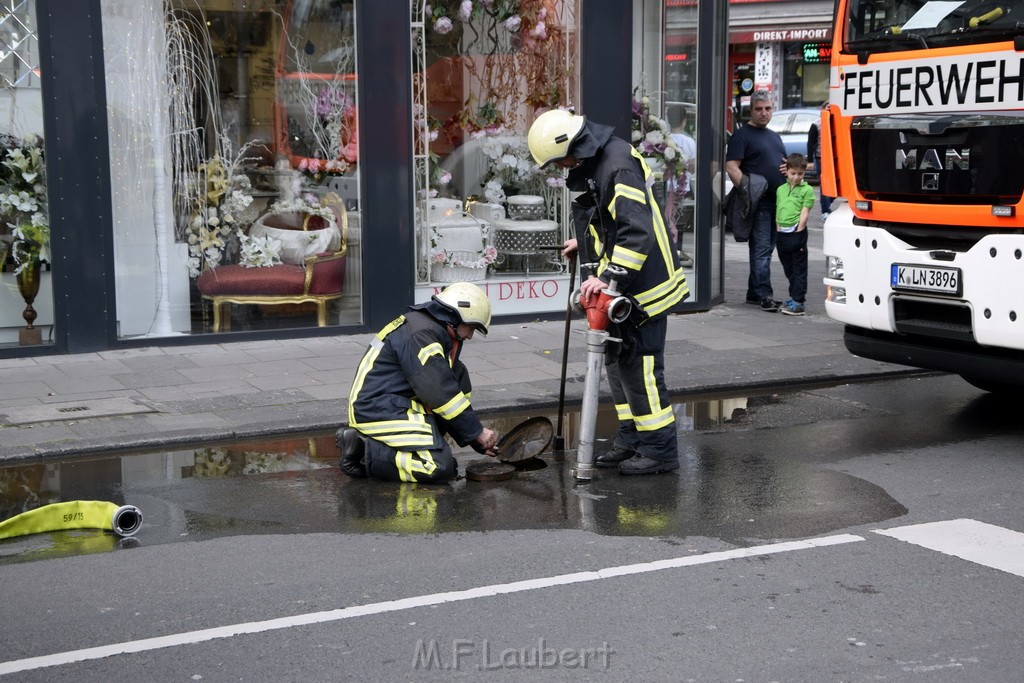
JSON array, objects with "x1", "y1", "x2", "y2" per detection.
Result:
[{"x1": 0, "y1": 133, "x2": 49, "y2": 344}]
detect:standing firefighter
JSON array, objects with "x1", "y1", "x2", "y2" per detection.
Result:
[
  {"x1": 528, "y1": 109, "x2": 689, "y2": 475},
  {"x1": 338, "y1": 282, "x2": 499, "y2": 483}
]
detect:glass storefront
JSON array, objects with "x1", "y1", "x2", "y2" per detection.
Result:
[
  {"x1": 0, "y1": 1, "x2": 730, "y2": 358},
  {"x1": 663, "y1": 0, "x2": 728, "y2": 305},
  {"x1": 101, "y1": 0, "x2": 362, "y2": 340},
  {"x1": 410, "y1": 0, "x2": 580, "y2": 316},
  {"x1": 0, "y1": 0, "x2": 52, "y2": 348}
]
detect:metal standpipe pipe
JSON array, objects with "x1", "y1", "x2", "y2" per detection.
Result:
[
  {"x1": 572, "y1": 327, "x2": 615, "y2": 481},
  {"x1": 571, "y1": 264, "x2": 631, "y2": 481}
]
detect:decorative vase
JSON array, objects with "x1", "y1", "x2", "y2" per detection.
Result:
[{"x1": 16, "y1": 256, "x2": 43, "y2": 346}]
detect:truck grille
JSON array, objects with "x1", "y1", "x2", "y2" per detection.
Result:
[
  {"x1": 893, "y1": 296, "x2": 973, "y2": 342},
  {"x1": 852, "y1": 114, "x2": 1024, "y2": 205}
]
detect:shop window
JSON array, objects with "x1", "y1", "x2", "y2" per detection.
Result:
[
  {"x1": 101, "y1": 0, "x2": 361, "y2": 339},
  {"x1": 411, "y1": 0, "x2": 580, "y2": 316},
  {"x1": 665, "y1": 0, "x2": 730, "y2": 304},
  {"x1": 0, "y1": 0, "x2": 52, "y2": 349}
]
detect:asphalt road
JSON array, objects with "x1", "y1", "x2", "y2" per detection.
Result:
[{"x1": 2, "y1": 372, "x2": 1023, "y2": 681}]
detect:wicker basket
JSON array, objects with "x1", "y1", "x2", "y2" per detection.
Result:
[{"x1": 431, "y1": 251, "x2": 487, "y2": 283}]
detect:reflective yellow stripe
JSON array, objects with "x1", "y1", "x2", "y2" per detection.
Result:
[
  {"x1": 395, "y1": 449, "x2": 438, "y2": 482},
  {"x1": 611, "y1": 245, "x2": 646, "y2": 271},
  {"x1": 634, "y1": 405, "x2": 675, "y2": 431},
  {"x1": 356, "y1": 421, "x2": 432, "y2": 436},
  {"x1": 630, "y1": 147, "x2": 652, "y2": 179},
  {"x1": 608, "y1": 183, "x2": 647, "y2": 219},
  {"x1": 435, "y1": 392, "x2": 470, "y2": 420},
  {"x1": 418, "y1": 343, "x2": 444, "y2": 366},
  {"x1": 615, "y1": 402, "x2": 632, "y2": 421},
  {"x1": 615, "y1": 184, "x2": 646, "y2": 204},
  {"x1": 379, "y1": 433, "x2": 436, "y2": 449},
  {"x1": 632, "y1": 270, "x2": 689, "y2": 317},
  {"x1": 646, "y1": 182, "x2": 677, "y2": 267},
  {"x1": 588, "y1": 224, "x2": 603, "y2": 255},
  {"x1": 643, "y1": 355, "x2": 660, "y2": 414},
  {"x1": 348, "y1": 316, "x2": 407, "y2": 424},
  {"x1": 379, "y1": 315, "x2": 406, "y2": 338},
  {"x1": 635, "y1": 270, "x2": 687, "y2": 305},
  {"x1": 632, "y1": 355, "x2": 674, "y2": 432},
  {"x1": 348, "y1": 345, "x2": 381, "y2": 425}
]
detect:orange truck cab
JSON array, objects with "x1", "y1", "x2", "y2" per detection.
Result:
[{"x1": 821, "y1": 0, "x2": 1024, "y2": 393}]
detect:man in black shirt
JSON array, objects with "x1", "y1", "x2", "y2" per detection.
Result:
[{"x1": 725, "y1": 91, "x2": 787, "y2": 312}]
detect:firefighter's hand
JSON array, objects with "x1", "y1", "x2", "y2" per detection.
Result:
[
  {"x1": 562, "y1": 238, "x2": 578, "y2": 260},
  {"x1": 472, "y1": 427, "x2": 499, "y2": 457},
  {"x1": 579, "y1": 275, "x2": 605, "y2": 303}
]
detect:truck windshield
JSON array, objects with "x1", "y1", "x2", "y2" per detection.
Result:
[{"x1": 845, "y1": 0, "x2": 1024, "y2": 52}]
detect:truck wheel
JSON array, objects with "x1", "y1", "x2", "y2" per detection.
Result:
[{"x1": 960, "y1": 375, "x2": 1020, "y2": 395}]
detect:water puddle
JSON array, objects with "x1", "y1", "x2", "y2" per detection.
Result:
[{"x1": 0, "y1": 393, "x2": 907, "y2": 563}]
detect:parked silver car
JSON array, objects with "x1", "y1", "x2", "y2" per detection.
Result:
[{"x1": 767, "y1": 107, "x2": 821, "y2": 182}]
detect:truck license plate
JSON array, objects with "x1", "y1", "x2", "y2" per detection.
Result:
[{"x1": 890, "y1": 263, "x2": 961, "y2": 296}]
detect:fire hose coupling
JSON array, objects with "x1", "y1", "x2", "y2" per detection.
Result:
[
  {"x1": 570, "y1": 264, "x2": 632, "y2": 330},
  {"x1": 0, "y1": 501, "x2": 144, "y2": 540}
]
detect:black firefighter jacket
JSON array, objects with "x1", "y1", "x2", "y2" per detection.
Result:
[
  {"x1": 347, "y1": 300, "x2": 484, "y2": 450},
  {"x1": 566, "y1": 121, "x2": 689, "y2": 321}
]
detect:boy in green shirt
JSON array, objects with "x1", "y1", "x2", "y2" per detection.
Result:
[{"x1": 774, "y1": 153, "x2": 816, "y2": 315}]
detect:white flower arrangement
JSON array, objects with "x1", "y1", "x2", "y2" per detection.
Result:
[
  {"x1": 237, "y1": 230, "x2": 282, "y2": 268},
  {"x1": 478, "y1": 129, "x2": 564, "y2": 204},
  {"x1": 185, "y1": 155, "x2": 255, "y2": 277},
  {"x1": 266, "y1": 192, "x2": 338, "y2": 227},
  {"x1": 0, "y1": 133, "x2": 50, "y2": 273},
  {"x1": 631, "y1": 92, "x2": 684, "y2": 173}
]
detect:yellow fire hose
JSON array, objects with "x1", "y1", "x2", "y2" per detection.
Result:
[{"x1": 0, "y1": 501, "x2": 143, "y2": 540}]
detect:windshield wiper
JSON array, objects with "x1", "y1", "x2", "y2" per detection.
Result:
[
  {"x1": 846, "y1": 31, "x2": 929, "y2": 62},
  {"x1": 846, "y1": 31, "x2": 930, "y2": 50}
]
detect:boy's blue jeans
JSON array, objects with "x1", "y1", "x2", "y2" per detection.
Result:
[{"x1": 746, "y1": 201, "x2": 777, "y2": 301}]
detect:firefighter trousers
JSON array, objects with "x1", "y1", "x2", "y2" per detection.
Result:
[
  {"x1": 604, "y1": 316, "x2": 678, "y2": 461},
  {"x1": 364, "y1": 414, "x2": 459, "y2": 484}
]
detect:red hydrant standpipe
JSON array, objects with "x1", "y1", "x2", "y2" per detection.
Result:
[{"x1": 572, "y1": 264, "x2": 631, "y2": 480}]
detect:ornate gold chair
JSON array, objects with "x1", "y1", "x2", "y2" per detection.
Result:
[{"x1": 196, "y1": 196, "x2": 348, "y2": 332}]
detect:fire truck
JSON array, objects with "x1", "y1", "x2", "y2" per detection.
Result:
[{"x1": 820, "y1": 0, "x2": 1024, "y2": 393}]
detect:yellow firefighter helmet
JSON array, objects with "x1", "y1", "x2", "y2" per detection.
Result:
[
  {"x1": 433, "y1": 282, "x2": 492, "y2": 335},
  {"x1": 527, "y1": 109, "x2": 586, "y2": 168}
]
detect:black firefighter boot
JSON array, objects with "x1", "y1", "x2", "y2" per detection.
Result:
[
  {"x1": 595, "y1": 443, "x2": 638, "y2": 468},
  {"x1": 336, "y1": 428, "x2": 368, "y2": 478}
]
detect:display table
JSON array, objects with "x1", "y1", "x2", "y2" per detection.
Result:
[{"x1": 492, "y1": 218, "x2": 561, "y2": 276}]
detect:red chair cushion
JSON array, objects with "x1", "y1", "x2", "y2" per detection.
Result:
[
  {"x1": 196, "y1": 264, "x2": 307, "y2": 297},
  {"x1": 308, "y1": 257, "x2": 346, "y2": 295}
]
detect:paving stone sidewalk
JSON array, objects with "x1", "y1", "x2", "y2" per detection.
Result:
[{"x1": 0, "y1": 208, "x2": 923, "y2": 462}]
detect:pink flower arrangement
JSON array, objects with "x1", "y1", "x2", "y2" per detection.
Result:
[{"x1": 434, "y1": 16, "x2": 453, "y2": 34}]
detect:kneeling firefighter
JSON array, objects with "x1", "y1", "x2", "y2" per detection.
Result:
[
  {"x1": 338, "y1": 282, "x2": 499, "y2": 483},
  {"x1": 528, "y1": 109, "x2": 689, "y2": 475}
]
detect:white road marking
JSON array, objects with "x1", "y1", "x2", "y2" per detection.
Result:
[
  {"x1": 874, "y1": 518, "x2": 1024, "y2": 578},
  {"x1": 0, "y1": 533, "x2": 863, "y2": 676}
]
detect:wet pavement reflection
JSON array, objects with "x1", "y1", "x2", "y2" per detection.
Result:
[{"x1": 0, "y1": 393, "x2": 909, "y2": 564}]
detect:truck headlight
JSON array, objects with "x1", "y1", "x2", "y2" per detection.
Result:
[
  {"x1": 827, "y1": 285, "x2": 846, "y2": 304},
  {"x1": 826, "y1": 255, "x2": 844, "y2": 280}
]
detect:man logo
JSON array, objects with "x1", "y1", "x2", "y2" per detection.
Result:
[
  {"x1": 895, "y1": 148, "x2": 970, "y2": 171},
  {"x1": 922, "y1": 173, "x2": 940, "y2": 191}
]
